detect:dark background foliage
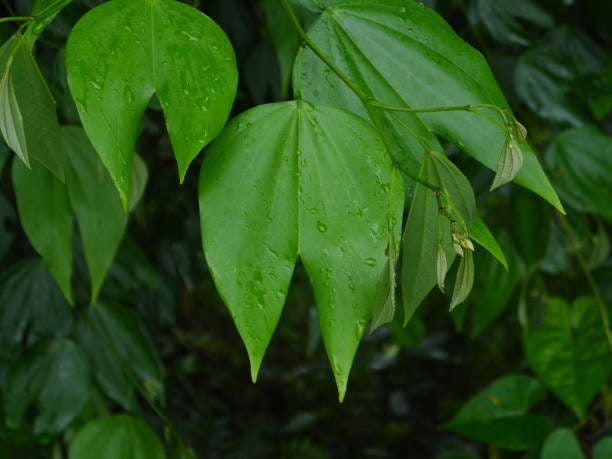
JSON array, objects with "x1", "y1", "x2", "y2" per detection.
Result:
[{"x1": 0, "y1": 0, "x2": 611, "y2": 458}]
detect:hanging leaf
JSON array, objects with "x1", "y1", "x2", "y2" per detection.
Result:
[
  {"x1": 69, "y1": 415, "x2": 166, "y2": 459},
  {"x1": 445, "y1": 374, "x2": 551, "y2": 450},
  {"x1": 0, "y1": 34, "x2": 64, "y2": 179},
  {"x1": 0, "y1": 260, "x2": 74, "y2": 360},
  {"x1": 523, "y1": 296, "x2": 612, "y2": 418},
  {"x1": 64, "y1": 126, "x2": 127, "y2": 301},
  {"x1": 546, "y1": 126, "x2": 612, "y2": 223},
  {"x1": 540, "y1": 429, "x2": 585, "y2": 459},
  {"x1": 12, "y1": 157, "x2": 73, "y2": 304},
  {"x1": 490, "y1": 138, "x2": 524, "y2": 190},
  {"x1": 129, "y1": 151, "x2": 148, "y2": 212},
  {"x1": 65, "y1": 0, "x2": 238, "y2": 207},
  {"x1": 3, "y1": 339, "x2": 90, "y2": 437},
  {"x1": 199, "y1": 101, "x2": 403, "y2": 400},
  {"x1": 77, "y1": 302, "x2": 164, "y2": 409},
  {"x1": 450, "y1": 249, "x2": 474, "y2": 310},
  {"x1": 294, "y1": 0, "x2": 562, "y2": 211}
]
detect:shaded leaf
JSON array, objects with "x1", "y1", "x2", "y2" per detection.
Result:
[
  {"x1": 540, "y1": 429, "x2": 585, "y2": 459},
  {"x1": 446, "y1": 374, "x2": 550, "y2": 450},
  {"x1": 523, "y1": 297, "x2": 612, "y2": 418},
  {"x1": 199, "y1": 101, "x2": 402, "y2": 400},
  {"x1": 69, "y1": 415, "x2": 166, "y2": 459},
  {"x1": 593, "y1": 437, "x2": 612, "y2": 459},
  {"x1": 66, "y1": 0, "x2": 238, "y2": 206},
  {"x1": 450, "y1": 249, "x2": 474, "y2": 310}
]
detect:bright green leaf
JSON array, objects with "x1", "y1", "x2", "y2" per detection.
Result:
[
  {"x1": 470, "y1": 216, "x2": 508, "y2": 270},
  {"x1": 546, "y1": 127, "x2": 612, "y2": 223},
  {"x1": 523, "y1": 297, "x2": 612, "y2": 418},
  {"x1": 0, "y1": 34, "x2": 64, "y2": 179},
  {"x1": 129, "y1": 153, "x2": 148, "y2": 212},
  {"x1": 540, "y1": 429, "x2": 585, "y2": 459},
  {"x1": 12, "y1": 156, "x2": 73, "y2": 304},
  {"x1": 69, "y1": 415, "x2": 166, "y2": 459},
  {"x1": 64, "y1": 126, "x2": 127, "y2": 302},
  {"x1": 66, "y1": 0, "x2": 238, "y2": 206},
  {"x1": 199, "y1": 101, "x2": 403, "y2": 400},
  {"x1": 78, "y1": 302, "x2": 164, "y2": 409},
  {"x1": 446, "y1": 374, "x2": 551, "y2": 450},
  {"x1": 294, "y1": 0, "x2": 562, "y2": 211},
  {"x1": 3, "y1": 339, "x2": 90, "y2": 437}
]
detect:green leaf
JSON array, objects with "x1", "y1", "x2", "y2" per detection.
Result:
[
  {"x1": 401, "y1": 150, "x2": 475, "y2": 322},
  {"x1": 3, "y1": 339, "x2": 90, "y2": 437},
  {"x1": 65, "y1": 0, "x2": 238, "y2": 207},
  {"x1": 0, "y1": 260, "x2": 74, "y2": 360},
  {"x1": 450, "y1": 249, "x2": 474, "y2": 310},
  {"x1": 64, "y1": 126, "x2": 127, "y2": 302},
  {"x1": 129, "y1": 153, "x2": 148, "y2": 212},
  {"x1": 199, "y1": 101, "x2": 403, "y2": 400},
  {"x1": 593, "y1": 437, "x2": 612, "y2": 459},
  {"x1": 12, "y1": 156, "x2": 73, "y2": 304},
  {"x1": 523, "y1": 297, "x2": 612, "y2": 418},
  {"x1": 510, "y1": 189, "x2": 551, "y2": 266},
  {"x1": 470, "y1": 216, "x2": 508, "y2": 270},
  {"x1": 69, "y1": 415, "x2": 166, "y2": 459},
  {"x1": 31, "y1": 0, "x2": 73, "y2": 37},
  {"x1": 546, "y1": 127, "x2": 612, "y2": 223},
  {"x1": 540, "y1": 429, "x2": 585, "y2": 459},
  {"x1": 469, "y1": 0, "x2": 553, "y2": 47},
  {"x1": 0, "y1": 35, "x2": 64, "y2": 179},
  {"x1": 446, "y1": 374, "x2": 551, "y2": 450},
  {"x1": 77, "y1": 302, "x2": 164, "y2": 409},
  {"x1": 294, "y1": 0, "x2": 562, "y2": 211}
]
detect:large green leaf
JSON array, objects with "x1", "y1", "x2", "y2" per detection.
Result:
[
  {"x1": 0, "y1": 35, "x2": 64, "y2": 179},
  {"x1": 3, "y1": 339, "x2": 90, "y2": 437},
  {"x1": 0, "y1": 260, "x2": 73, "y2": 360},
  {"x1": 546, "y1": 127, "x2": 612, "y2": 223},
  {"x1": 540, "y1": 429, "x2": 585, "y2": 459},
  {"x1": 523, "y1": 296, "x2": 612, "y2": 418},
  {"x1": 446, "y1": 374, "x2": 551, "y2": 450},
  {"x1": 65, "y1": 0, "x2": 238, "y2": 207},
  {"x1": 64, "y1": 126, "x2": 127, "y2": 301},
  {"x1": 69, "y1": 415, "x2": 166, "y2": 459},
  {"x1": 199, "y1": 101, "x2": 403, "y2": 400},
  {"x1": 77, "y1": 302, "x2": 164, "y2": 409},
  {"x1": 12, "y1": 157, "x2": 73, "y2": 304},
  {"x1": 294, "y1": 0, "x2": 562, "y2": 210}
]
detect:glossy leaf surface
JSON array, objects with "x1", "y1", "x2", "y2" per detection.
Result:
[
  {"x1": 66, "y1": 0, "x2": 238, "y2": 206},
  {"x1": 294, "y1": 0, "x2": 562, "y2": 210},
  {"x1": 69, "y1": 415, "x2": 166, "y2": 459},
  {"x1": 523, "y1": 296, "x2": 612, "y2": 418},
  {"x1": 199, "y1": 101, "x2": 402, "y2": 399},
  {"x1": 446, "y1": 374, "x2": 550, "y2": 450}
]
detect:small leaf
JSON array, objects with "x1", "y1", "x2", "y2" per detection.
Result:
[
  {"x1": 540, "y1": 429, "x2": 585, "y2": 459},
  {"x1": 129, "y1": 154, "x2": 148, "y2": 212},
  {"x1": 470, "y1": 216, "x2": 508, "y2": 270},
  {"x1": 450, "y1": 248, "x2": 474, "y2": 310},
  {"x1": 436, "y1": 244, "x2": 447, "y2": 292},
  {"x1": 199, "y1": 101, "x2": 403, "y2": 400},
  {"x1": 490, "y1": 138, "x2": 524, "y2": 190},
  {"x1": 69, "y1": 415, "x2": 166, "y2": 459},
  {"x1": 446, "y1": 374, "x2": 550, "y2": 450},
  {"x1": 523, "y1": 296, "x2": 612, "y2": 418},
  {"x1": 3, "y1": 339, "x2": 90, "y2": 437},
  {"x1": 12, "y1": 157, "x2": 73, "y2": 303},
  {"x1": 66, "y1": 0, "x2": 238, "y2": 207}
]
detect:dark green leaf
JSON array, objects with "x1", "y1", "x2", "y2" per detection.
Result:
[
  {"x1": 593, "y1": 437, "x2": 612, "y2": 459},
  {"x1": 68, "y1": 415, "x2": 166, "y2": 459},
  {"x1": 12, "y1": 157, "x2": 73, "y2": 303},
  {"x1": 78, "y1": 302, "x2": 164, "y2": 409},
  {"x1": 199, "y1": 101, "x2": 403, "y2": 400},
  {"x1": 294, "y1": 0, "x2": 562, "y2": 210},
  {"x1": 510, "y1": 189, "x2": 551, "y2": 266},
  {"x1": 3, "y1": 339, "x2": 89, "y2": 437},
  {"x1": 523, "y1": 297, "x2": 612, "y2": 418},
  {"x1": 65, "y1": 0, "x2": 238, "y2": 206},
  {"x1": 540, "y1": 429, "x2": 585, "y2": 459},
  {"x1": 546, "y1": 127, "x2": 612, "y2": 223},
  {"x1": 446, "y1": 374, "x2": 550, "y2": 450}
]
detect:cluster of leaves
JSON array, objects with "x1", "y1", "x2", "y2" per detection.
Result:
[{"x1": 0, "y1": 0, "x2": 611, "y2": 458}]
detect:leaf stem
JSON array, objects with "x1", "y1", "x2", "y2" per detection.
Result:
[
  {"x1": 0, "y1": 16, "x2": 33, "y2": 24},
  {"x1": 558, "y1": 214, "x2": 612, "y2": 353}
]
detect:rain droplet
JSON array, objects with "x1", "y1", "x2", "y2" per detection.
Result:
[
  {"x1": 316, "y1": 221, "x2": 328, "y2": 233},
  {"x1": 365, "y1": 257, "x2": 376, "y2": 267}
]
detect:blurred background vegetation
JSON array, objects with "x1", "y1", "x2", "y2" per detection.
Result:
[{"x1": 0, "y1": 0, "x2": 611, "y2": 458}]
